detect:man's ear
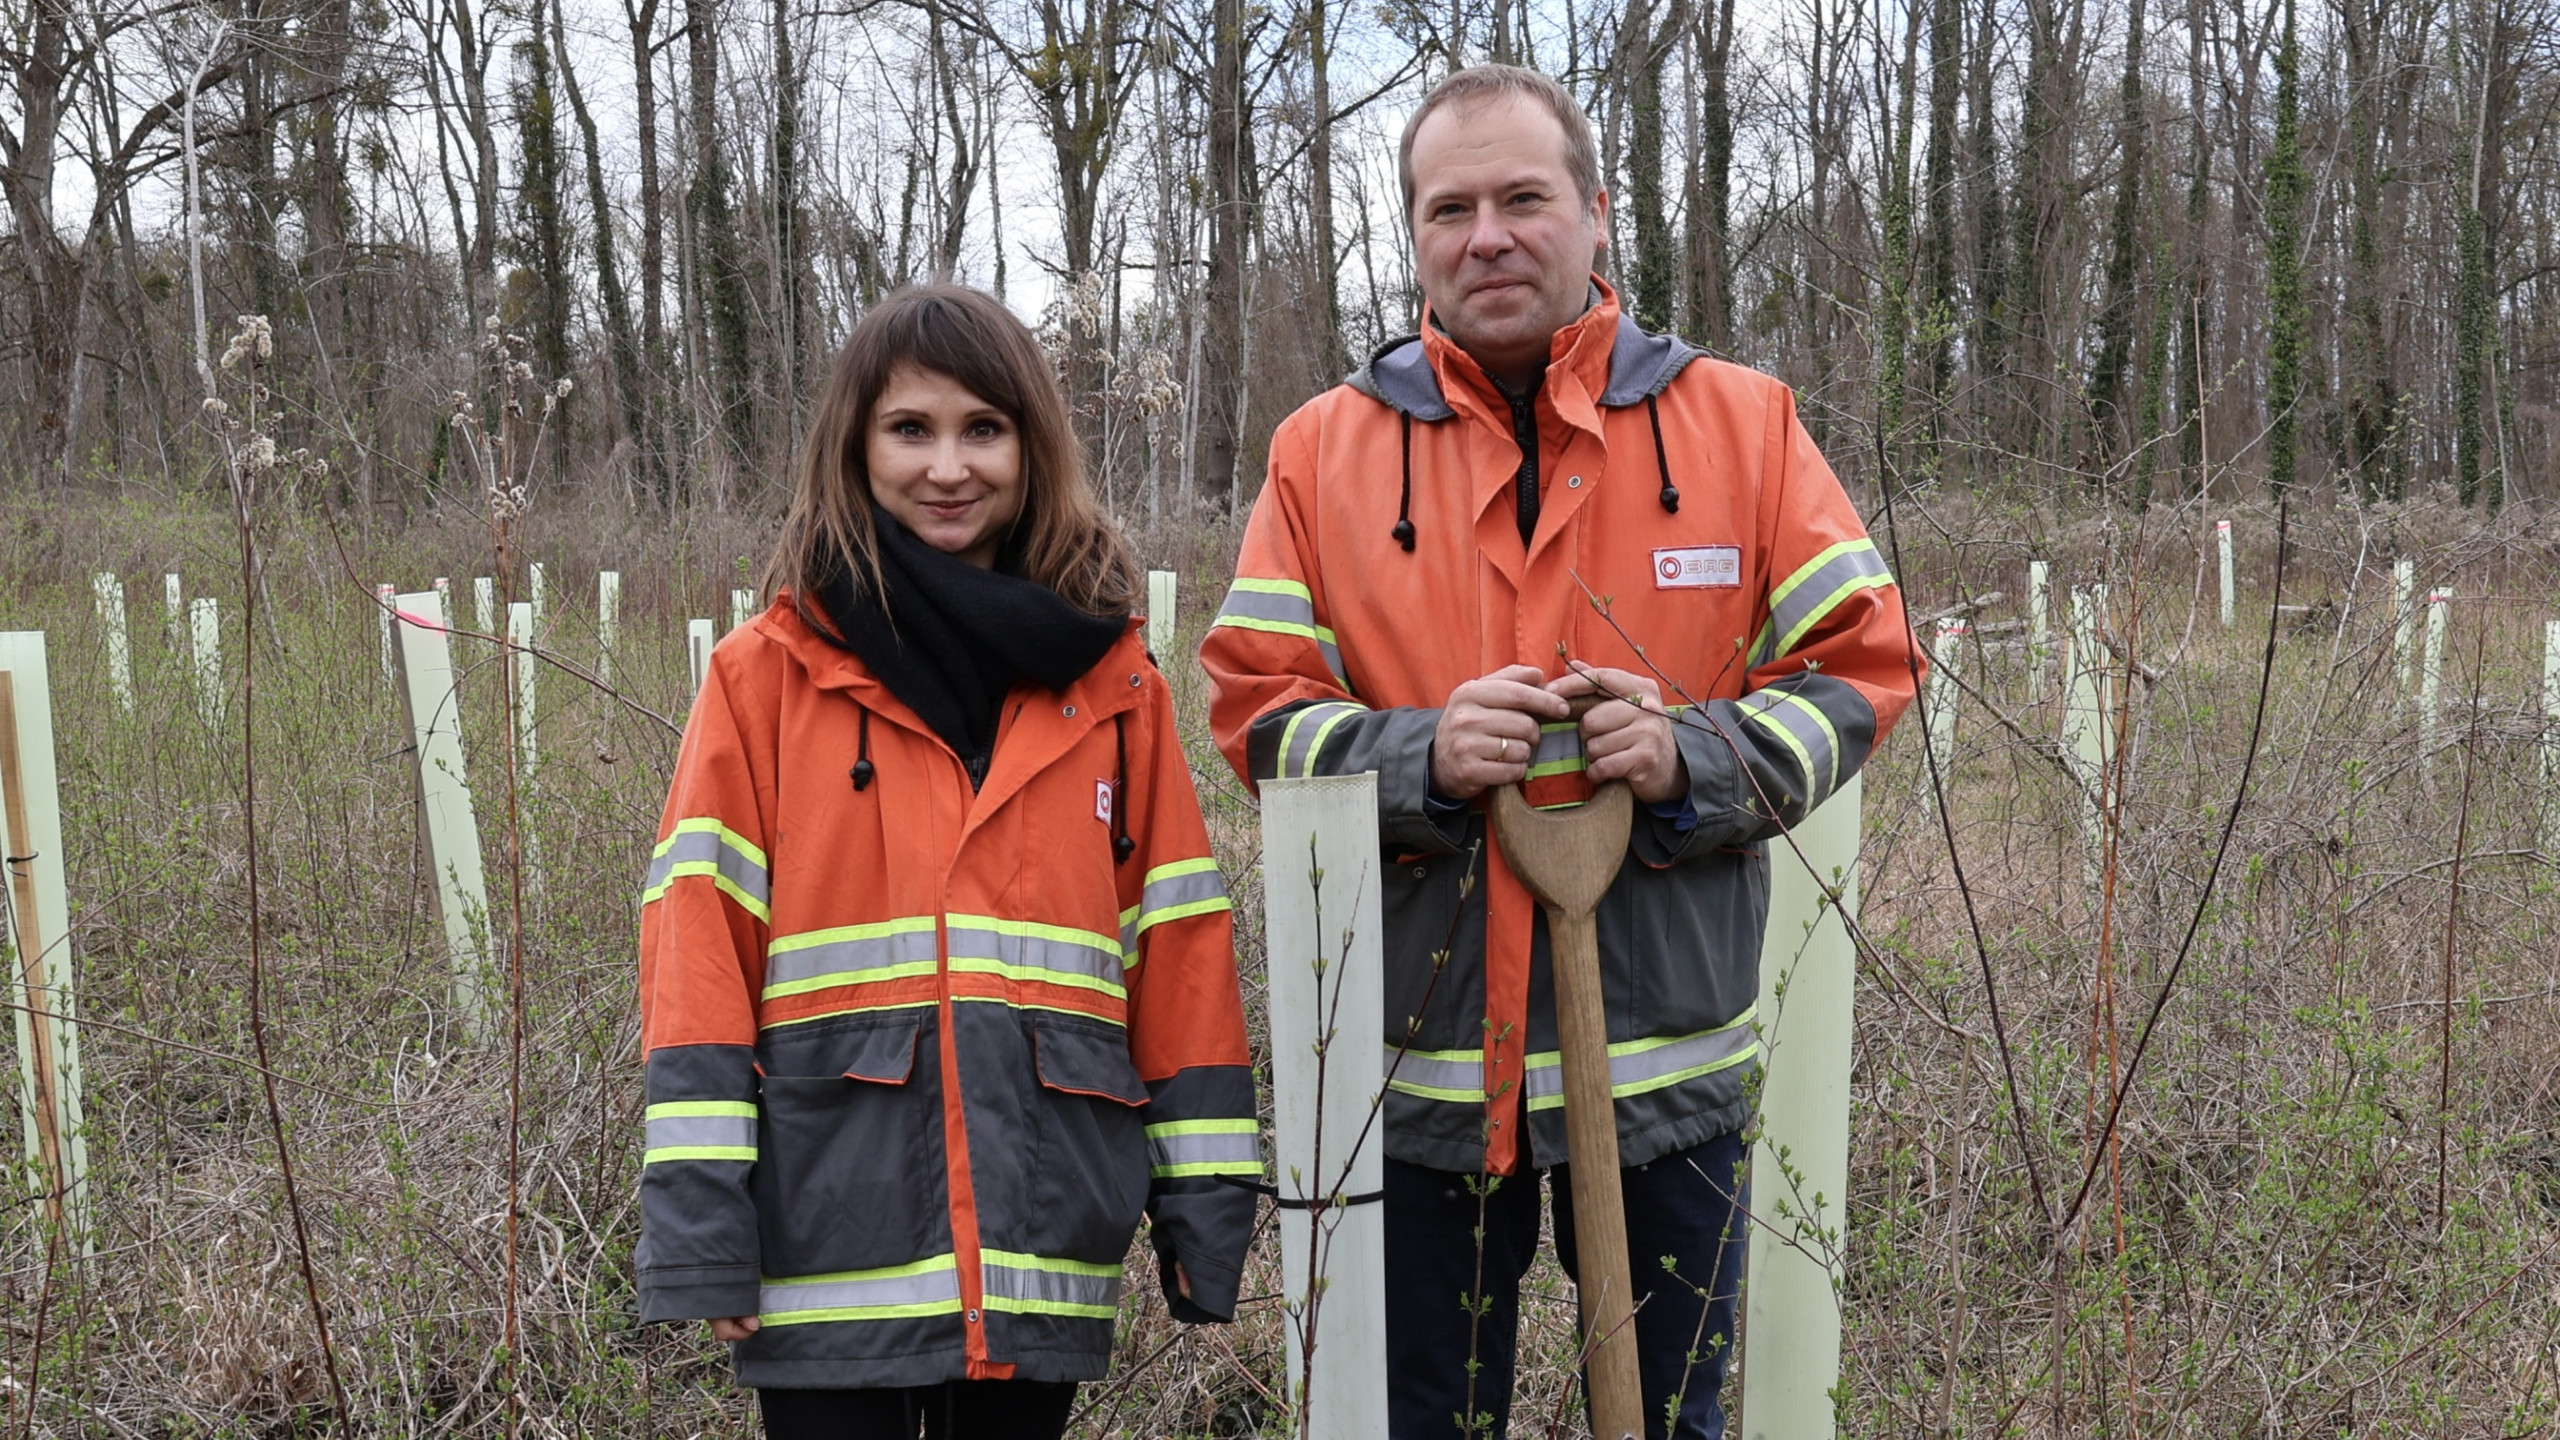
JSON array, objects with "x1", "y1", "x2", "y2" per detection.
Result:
[{"x1": 1589, "y1": 187, "x2": 1612, "y2": 249}]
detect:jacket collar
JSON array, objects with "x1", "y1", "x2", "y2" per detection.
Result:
[
  {"x1": 1343, "y1": 276, "x2": 1701, "y2": 422},
  {"x1": 756, "y1": 596, "x2": 1147, "y2": 731}
]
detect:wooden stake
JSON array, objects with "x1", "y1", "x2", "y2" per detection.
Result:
[
  {"x1": 393, "y1": 590, "x2": 492, "y2": 1039},
  {"x1": 597, "y1": 571, "x2": 622, "y2": 688},
  {"x1": 1927, "y1": 617, "x2": 1966, "y2": 788},
  {"x1": 1742, "y1": 770, "x2": 1863, "y2": 1440},
  {"x1": 92, "y1": 574, "x2": 132, "y2": 712},
  {"x1": 0, "y1": 633, "x2": 94, "y2": 1250},
  {"x1": 2393, "y1": 560, "x2": 2416, "y2": 692},
  {"x1": 2216, "y1": 520, "x2": 2234, "y2": 629},
  {"x1": 1490, "y1": 778, "x2": 1643, "y2": 1440},
  {"x1": 687, "y1": 619, "x2": 715, "y2": 696},
  {"x1": 2026, "y1": 561, "x2": 2051, "y2": 705},
  {"x1": 528, "y1": 561, "x2": 547, "y2": 631},
  {"x1": 474, "y1": 577, "x2": 496, "y2": 636},
  {"x1": 2421, "y1": 589, "x2": 2450, "y2": 783},
  {"x1": 191, "y1": 596, "x2": 223, "y2": 727},
  {"x1": 1261, "y1": 773, "x2": 1388, "y2": 1440},
  {"x1": 508, "y1": 601, "x2": 537, "y2": 779},
  {"x1": 1147, "y1": 569, "x2": 1177, "y2": 663}
]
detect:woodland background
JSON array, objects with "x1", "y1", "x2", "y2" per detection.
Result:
[
  {"x1": 8, "y1": 0, "x2": 2559, "y2": 512},
  {"x1": 7, "y1": 0, "x2": 2560, "y2": 1436}
]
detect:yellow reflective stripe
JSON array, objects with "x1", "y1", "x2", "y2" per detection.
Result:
[
  {"x1": 658, "y1": 815, "x2": 768, "y2": 869},
  {"x1": 1228, "y1": 577, "x2": 1311, "y2": 599},
  {"x1": 1142, "y1": 857, "x2": 1221, "y2": 887},
  {"x1": 644, "y1": 1145, "x2": 759, "y2": 1162},
  {"x1": 763, "y1": 998, "x2": 940, "y2": 1029},
  {"x1": 1212, "y1": 613, "x2": 1340, "y2": 645},
  {"x1": 1774, "y1": 690, "x2": 1842, "y2": 796},
  {"x1": 979, "y1": 1249, "x2": 1119, "y2": 1277},
  {"x1": 645, "y1": 1101, "x2": 756, "y2": 1120},
  {"x1": 1525, "y1": 720, "x2": 1588, "y2": 780},
  {"x1": 1143, "y1": 1118, "x2": 1257, "y2": 1137}
]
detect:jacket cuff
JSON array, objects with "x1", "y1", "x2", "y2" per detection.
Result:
[
  {"x1": 1659, "y1": 716, "x2": 1755, "y2": 855},
  {"x1": 1377, "y1": 708, "x2": 1468, "y2": 854},
  {"x1": 1151, "y1": 1224, "x2": 1243, "y2": 1323},
  {"x1": 638, "y1": 1265, "x2": 762, "y2": 1325}
]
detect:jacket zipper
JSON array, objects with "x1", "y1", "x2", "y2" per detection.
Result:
[{"x1": 1507, "y1": 387, "x2": 1540, "y2": 549}]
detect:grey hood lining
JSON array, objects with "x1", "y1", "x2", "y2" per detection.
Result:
[{"x1": 1342, "y1": 312, "x2": 1703, "y2": 420}]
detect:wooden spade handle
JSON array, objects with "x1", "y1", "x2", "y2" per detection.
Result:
[{"x1": 1549, "y1": 901, "x2": 1644, "y2": 1440}]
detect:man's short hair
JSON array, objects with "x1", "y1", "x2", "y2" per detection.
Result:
[{"x1": 1397, "y1": 65, "x2": 1602, "y2": 216}]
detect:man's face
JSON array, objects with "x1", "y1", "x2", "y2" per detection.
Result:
[{"x1": 1406, "y1": 94, "x2": 1607, "y2": 387}]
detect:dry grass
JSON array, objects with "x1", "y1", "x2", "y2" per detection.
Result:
[{"x1": 0, "y1": 483, "x2": 2553, "y2": 1436}]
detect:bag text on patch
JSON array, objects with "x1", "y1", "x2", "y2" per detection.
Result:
[{"x1": 1653, "y1": 545, "x2": 1742, "y2": 589}]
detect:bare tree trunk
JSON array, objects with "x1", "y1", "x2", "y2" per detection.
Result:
[
  {"x1": 1198, "y1": 0, "x2": 1246, "y2": 507},
  {"x1": 554, "y1": 0, "x2": 655, "y2": 503},
  {"x1": 1307, "y1": 0, "x2": 1345, "y2": 376},
  {"x1": 688, "y1": 0, "x2": 758, "y2": 479},
  {"x1": 1684, "y1": 0, "x2": 1736, "y2": 347},
  {"x1": 2083, "y1": 0, "x2": 2148, "y2": 475},
  {"x1": 771, "y1": 0, "x2": 807, "y2": 427}
]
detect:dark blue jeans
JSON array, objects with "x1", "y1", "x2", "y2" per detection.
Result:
[{"x1": 1385, "y1": 1131, "x2": 1749, "y2": 1440}]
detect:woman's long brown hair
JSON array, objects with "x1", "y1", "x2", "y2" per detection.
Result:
[{"x1": 765, "y1": 284, "x2": 1138, "y2": 625}]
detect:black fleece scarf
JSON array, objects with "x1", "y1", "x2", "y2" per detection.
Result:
[{"x1": 814, "y1": 508, "x2": 1125, "y2": 784}]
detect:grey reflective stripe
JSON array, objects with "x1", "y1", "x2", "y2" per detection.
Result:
[
  {"x1": 1382, "y1": 1046, "x2": 1486, "y2": 1101},
  {"x1": 761, "y1": 1257, "x2": 962, "y2": 1324},
  {"x1": 980, "y1": 1253, "x2": 1122, "y2": 1315},
  {"x1": 647, "y1": 827, "x2": 770, "y2": 905},
  {"x1": 1141, "y1": 867, "x2": 1228, "y2": 916},
  {"x1": 1147, "y1": 1128, "x2": 1260, "y2": 1172},
  {"x1": 1739, "y1": 688, "x2": 1841, "y2": 803},
  {"x1": 645, "y1": 1113, "x2": 756, "y2": 1151},
  {"x1": 1756, "y1": 540, "x2": 1893, "y2": 664},
  {"x1": 1524, "y1": 1014, "x2": 1760, "y2": 1111},
  {"x1": 1276, "y1": 701, "x2": 1367, "y2": 780},
  {"x1": 945, "y1": 922, "x2": 1125, "y2": 990},
  {"x1": 1215, "y1": 583, "x2": 1346, "y2": 680},
  {"x1": 1525, "y1": 722, "x2": 1585, "y2": 780},
  {"x1": 763, "y1": 922, "x2": 940, "y2": 993}
]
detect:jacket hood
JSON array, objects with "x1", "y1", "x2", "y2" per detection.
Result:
[{"x1": 1344, "y1": 277, "x2": 1703, "y2": 420}]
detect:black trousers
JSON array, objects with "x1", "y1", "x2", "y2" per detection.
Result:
[
  {"x1": 759, "y1": 1381, "x2": 1077, "y2": 1440},
  {"x1": 1384, "y1": 1131, "x2": 1748, "y2": 1440}
]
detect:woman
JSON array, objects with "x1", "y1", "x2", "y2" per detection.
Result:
[{"x1": 635, "y1": 285, "x2": 1258, "y2": 1439}]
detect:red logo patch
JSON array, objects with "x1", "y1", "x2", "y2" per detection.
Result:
[{"x1": 1095, "y1": 780, "x2": 1114, "y2": 824}]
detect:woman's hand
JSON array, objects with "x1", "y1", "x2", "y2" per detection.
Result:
[{"x1": 709, "y1": 1316, "x2": 761, "y2": 1343}]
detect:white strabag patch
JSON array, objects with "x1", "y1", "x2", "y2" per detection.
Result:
[{"x1": 1653, "y1": 545, "x2": 1742, "y2": 589}]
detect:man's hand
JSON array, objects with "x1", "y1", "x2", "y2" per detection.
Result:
[
  {"x1": 1432, "y1": 665, "x2": 1572, "y2": 801},
  {"x1": 1549, "y1": 667, "x2": 1688, "y2": 806},
  {"x1": 708, "y1": 1316, "x2": 761, "y2": 1343}
]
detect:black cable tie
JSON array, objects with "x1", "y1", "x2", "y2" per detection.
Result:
[{"x1": 1208, "y1": 1175, "x2": 1385, "y2": 1209}]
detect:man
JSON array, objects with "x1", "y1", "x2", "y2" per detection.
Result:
[{"x1": 1201, "y1": 66, "x2": 1919, "y2": 1440}]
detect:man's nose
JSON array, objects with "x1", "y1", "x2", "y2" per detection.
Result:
[{"x1": 1465, "y1": 208, "x2": 1516, "y2": 259}]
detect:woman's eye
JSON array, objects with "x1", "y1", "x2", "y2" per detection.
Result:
[
  {"x1": 968, "y1": 421, "x2": 1003, "y2": 439},
  {"x1": 892, "y1": 420, "x2": 927, "y2": 438}
]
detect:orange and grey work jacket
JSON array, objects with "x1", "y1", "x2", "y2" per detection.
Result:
[
  {"x1": 637, "y1": 600, "x2": 1257, "y2": 1388},
  {"x1": 1202, "y1": 279, "x2": 1920, "y2": 1177}
]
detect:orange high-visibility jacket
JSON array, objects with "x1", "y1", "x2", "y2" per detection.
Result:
[
  {"x1": 637, "y1": 600, "x2": 1257, "y2": 1389},
  {"x1": 1203, "y1": 280, "x2": 1919, "y2": 1176}
]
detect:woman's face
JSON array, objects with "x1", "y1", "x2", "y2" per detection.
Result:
[{"x1": 864, "y1": 363, "x2": 1027, "y2": 569}]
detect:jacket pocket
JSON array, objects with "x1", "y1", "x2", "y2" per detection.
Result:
[
  {"x1": 1022, "y1": 1015, "x2": 1151, "y2": 1263},
  {"x1": 753, "y1": 1011, "x2": 946, "y2": 1278}
]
